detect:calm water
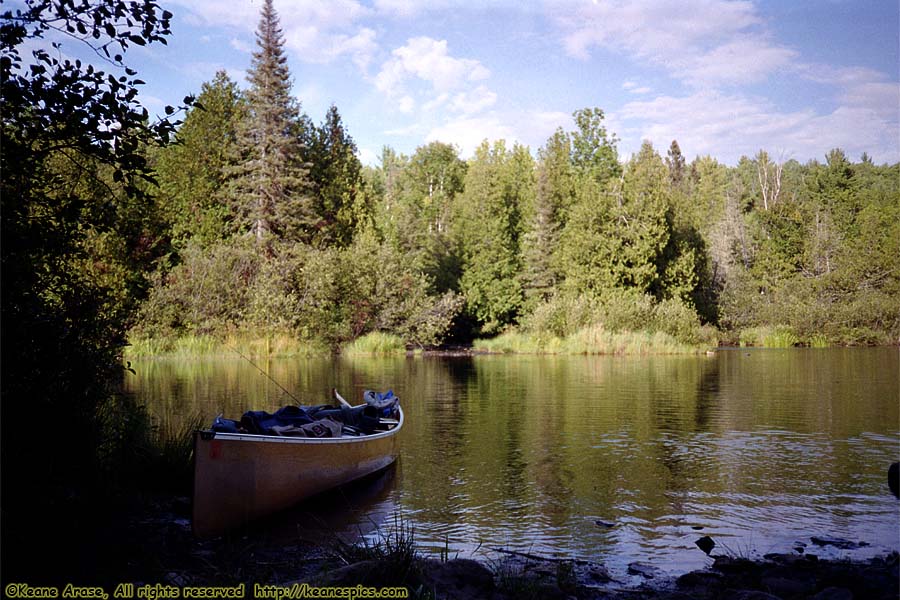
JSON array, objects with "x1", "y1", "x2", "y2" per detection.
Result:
[{"x1": 125, "y1": 348, "x2": 900, "y2": 577}]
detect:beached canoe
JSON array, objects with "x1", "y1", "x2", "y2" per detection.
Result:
[{"x1": 192, "y1": 405, "x2": 403, "y2": 537}]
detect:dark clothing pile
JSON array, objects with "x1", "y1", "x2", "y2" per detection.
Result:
[{"x1": 211, "y1": 390, "x2": 399, "y2": 438}]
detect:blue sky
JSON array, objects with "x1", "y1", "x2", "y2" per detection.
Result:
[{"x1": 43, "y1": 0, "x2": 900, "y2": 165}]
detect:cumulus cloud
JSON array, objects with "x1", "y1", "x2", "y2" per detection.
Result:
[
  {"x1": 616, "y1": 88, "x2": 899, "y2": 164},
  {"x1": 548, "y1": 0, "x2": 795, "y2": 87},
  {"x1": 376, "y1": 37, "x2": 489, "y2": 95},
  {"x1": 170, "y1": 0, "x2": 378, "y2": 70},
  {"x1": 426, "y1": 116, "x2": 515, "y2": 157},
  {"x1": 374, "y1": 36, "x2": 497, "y2": 123},
  {"x1": 424, "y1": 110, "x2": 574, "y2": 158},
  {"x1": 451, "y1": 85, "x2": 498, "y2": 114},
  {"x1": 283, "y1": 26, "x2": 377, "y2": 69}
]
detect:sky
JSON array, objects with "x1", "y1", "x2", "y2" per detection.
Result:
[{"x1": 33, "y1": 0, "x2": 900, "y2": 165}]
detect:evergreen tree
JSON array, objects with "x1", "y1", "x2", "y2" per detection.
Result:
[
  {"x1": 306, "y1": 104, "x2": 365, "y2": 248},
  {"x1": 666, "y1": 140, "x2": 686, "y2": 188},
  {"x1": 521, "y1": 128, "x2": 573, "y2": 310},
  {"x1": 230, "y1": 0, "x2": 311, "y2": 244},
  {"x1": 155, "y1": 71, "x2": 243, "y2": 248},
  {"x1": 557, "y1": 141, "x2": 670, "y2": 296},
  {"x1": 456, "y1": 140, "x2": 534, "y2": 332}
]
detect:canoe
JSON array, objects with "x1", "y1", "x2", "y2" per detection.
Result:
[{"x1": 192, "y1": 405, "x2": 403, "y2": 537}]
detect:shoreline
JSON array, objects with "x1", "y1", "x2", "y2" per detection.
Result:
[
  {"x1": 76, "y1": 494, "x2": 898, "y2": 600},
  {"x1": 123, "y1": 334, "x2": 899, "y2": 360}
]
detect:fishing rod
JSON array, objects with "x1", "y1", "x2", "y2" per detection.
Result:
[{"x1": 226, "y1": 344, "x2": 302, "y2": 405}]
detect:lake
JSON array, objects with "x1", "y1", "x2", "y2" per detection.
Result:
[{"x1": 125, "y1": 347, "x2": 900, "y2": 578}]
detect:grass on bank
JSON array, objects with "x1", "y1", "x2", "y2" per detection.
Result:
[
  {"x1": 124, "y1": 333, "x2": 328, "y2": 359},
  {"x1": 474, "y1": 325, "x2": 708, "y2": 355},
  {"x1": 738, "y1": 326, "x2": 836, "y2": 348},
  {"x1": 341, "y1": 332, "x2": 407, "y2": 356}
]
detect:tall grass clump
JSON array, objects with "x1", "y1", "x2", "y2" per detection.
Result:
[
  {"x1": 342, "y1": 332, "x2": 407, "y2": 356},
  {"x1": 96, "y1": 394, "x2": 203, "y2": 494},
  {"x1": 475, "y1": 326, "x2": 702, "y2": 355},
  {"x1": 331, "y1": 515, "x2": 422, "y2": 590},
  {"x1": 124, "y1": 332, "x2": 327, "y2": 359},
  {"x1": 764, "y1": 327, "x2": 800, "y2": 348},
  {"x1": 478, "y1": 290, "x2": 715, "y2": 354},
  {"x1": 809, "y1": 333, "x2": 829, "y2": 348},
  {"x1": 563, "y1": 325, "x2": 698, "y2": 355},
  {"x1": 739, "y1": 326, "x2": 799, "y2": 347},
  {"x1": 473, "y1": 331, "x2": 562, "y2": 354}
]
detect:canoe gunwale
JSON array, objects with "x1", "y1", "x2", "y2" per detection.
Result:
[{"x1": 196, "y1": 405, "x2": 404, "y2": 445}]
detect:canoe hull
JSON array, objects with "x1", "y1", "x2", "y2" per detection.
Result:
[{"x1": 192, "y1": 407, "x2": 402, "y2": 537}]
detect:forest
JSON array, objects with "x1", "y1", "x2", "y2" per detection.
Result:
[
  {"x1": 128, "y1": 4, "x2": 898, "y2": 354},
  {"x1": 6, "y1": 0, "x2": 900, "y2": 365}
]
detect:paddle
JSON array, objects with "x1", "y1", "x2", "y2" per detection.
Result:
[{"x1": 333, "y1": 388, "x2": 353, "y2": 409}]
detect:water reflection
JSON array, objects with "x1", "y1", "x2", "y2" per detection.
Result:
[{"x1": 125, "y1": 348, "x2": 900, "y2": 576}]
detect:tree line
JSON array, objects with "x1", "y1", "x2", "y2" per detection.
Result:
[
  {"x1": 7, "y1": 0, "x2": 900, "y2": 364},
  {"x1": 131, "y1": 0, "x2": 899, "y2": 351}
]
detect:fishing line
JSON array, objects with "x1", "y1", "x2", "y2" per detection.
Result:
[{"x1": 226, "y1": 344, "x2": 302, "y2": 405}]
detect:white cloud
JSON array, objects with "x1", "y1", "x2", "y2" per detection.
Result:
[
  {"x1": 800, "y1": 65, "x2": 900, "y2": 121},
  {"x1": 622, "y1": 81, "x2": 652, "y2": 94},
  {"x1": 357, "y1": 146, "x2": 378, "y2": 166},
  {"x1": 376, "y1": 37, "x2": 489, "y2": 95},
  {"x1": 230, "y1": 38, "x2": 253, "y2": 53},
  {"x1": 426, "y1": 116, "x2": 515, "y2": 157},
  {"x1": 686, "y1": 35, "x2": 796, "y2": 85},
  {"x1": 616, "y1": 89, "x2": 899, "y2": 164},
  {"x1": 548, "y1": 0, "x2": 795, "y2": 87},
  {"x1": 374, "y1": 36, "x2": 497, "y2": 123},
  {"x1": 422, "y1": 93, "x2": 450, "y2": 112},
  {"x1": 424, "y1": 110, "x2": 573, "y2": 158},
  {"x1": 450, "y1": 85, "x2": 497, "y2": 114},
  {"x1": 284, "y1": 26, "x2": 378, "y2": 70},
  {"x1": 170, "y1": 0, "x2": 377, "y2": 70},
  {"x1": 397, "y1": 95, "x2": 416, "y2": 113},
  {"x1": 384, "y1": 123, "x2": 424, "y2": 137},
  {"x1": 373, "y1": 0, "x2": 422, "y2": 17}
]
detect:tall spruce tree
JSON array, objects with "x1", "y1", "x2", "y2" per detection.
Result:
[
  {"x1": 521, "y1": 129, "x2": 573, "y2": 310},
  {"x1": 155, "y1": 71, "x2": 243, "y2": 248},
  {"x1": 306, "y1": 104, "x2": 364, "y2": 248},
  {"x1": 455, "y1": 140, "x2": 533, "y2": 332},
  {"x1": 231, "y1": 0, "x2": 311, "y2": 244},
  {"x1": 666, "y1": 140, "x2": 686, "y2": 188}
]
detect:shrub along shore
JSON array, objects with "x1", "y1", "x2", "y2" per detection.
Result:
[{"x1": 123, "y1": 324, "x2": 894, "y2": 361}]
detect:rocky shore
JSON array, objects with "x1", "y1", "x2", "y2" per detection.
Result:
[{"x1": 115, "y1": 496, "x2": 898, "y2": 600}]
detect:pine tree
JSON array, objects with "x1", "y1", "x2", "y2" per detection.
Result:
[
  {"x1": 155, "y1": 71, "x2": 242, "y2": 247},
  {"x1": 230, "y1": 0, "x2": 311, "y2": 244},
  {"x1": 455, "y1": 140, "x2": 533, "y2": 332},
  {"x1": 666, "y1": 140, "x2": 686, "y2": 188},
  {"x1": 521, "y1": 129, "x2": 573, "y2": 310},
  {"x1": 306, "y1": 104, "x2": 364, "y2": 248}
]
